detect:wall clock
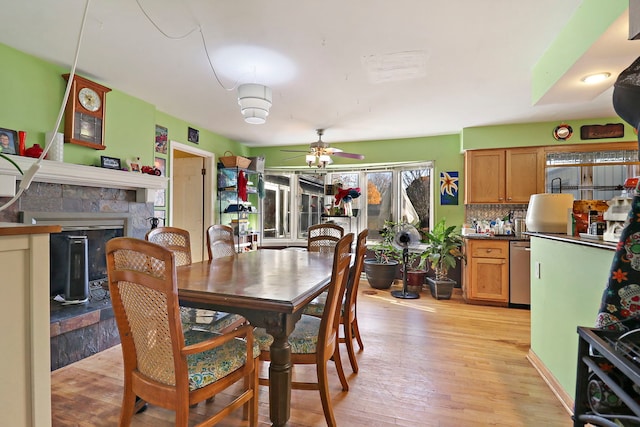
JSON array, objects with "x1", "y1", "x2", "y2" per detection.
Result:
[{"x1": 62, "y1": 74, "x2": 111, "y2": 150}]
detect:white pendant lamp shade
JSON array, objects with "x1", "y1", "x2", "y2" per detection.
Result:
[{"x1": 237, "y1": 83, "x2": 272, "y2": 124}]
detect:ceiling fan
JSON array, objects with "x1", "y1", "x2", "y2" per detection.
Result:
[{"x1": 282, "y1": 129, "x2": 365, "y2": 168}]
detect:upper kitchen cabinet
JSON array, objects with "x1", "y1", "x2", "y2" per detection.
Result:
[{"x1": 465, "y1": 147, "x2": 544, "y2": 204}]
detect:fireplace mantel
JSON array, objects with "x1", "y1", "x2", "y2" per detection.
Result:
[{"x1": 0, "y1": 156, "x2": 167, "y2": 191}]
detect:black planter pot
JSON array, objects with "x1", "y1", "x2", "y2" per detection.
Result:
[
  {"x1": 427, "y1": 277, "x2": 456, "y2": 300},
  {"x1": 364, "y1": 259, "x2": 399, "y2": 289}
]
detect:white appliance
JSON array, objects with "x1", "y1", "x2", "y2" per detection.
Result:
[{"x1": 525, "y1": 193, "x2": 574, "y2": 233}]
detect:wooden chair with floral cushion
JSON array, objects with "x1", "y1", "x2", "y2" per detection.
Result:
[
  {"x1": 105, "y1": 237, "x2": 259, "y2": 427},
  {"x1": 303, "y1": 229, "x2": 368, "y2": 373},
  {"x1": 307, "y1": 223, "x2": 344, "y2": 253},
  {"x1": 146, "y1": 226, "x2": 244, "y2": 334},
  {"x1": 254, "y1": 233, "x2": 353, "y2": 427}
]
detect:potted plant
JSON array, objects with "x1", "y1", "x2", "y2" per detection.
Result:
[
  {"x1": 404, "y1": 248, "x2": 429, "y2": 294},
  {"x1": 423, "y1": 219, "x2": 465, "y2": 299},
  {"x1": 364, "y1": 221, "x2": 401, "y2": 289}
]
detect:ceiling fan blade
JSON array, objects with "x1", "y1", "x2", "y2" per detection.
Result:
[
  {"x1": 332, "y1": 151, "x2": 365, "y2": 160},
  {"x1": 280, "y1": 149, "x2": 309, "y2": 153},
  {"x1": 325, "y1": 147, "x2": 343, "y2": 153}
]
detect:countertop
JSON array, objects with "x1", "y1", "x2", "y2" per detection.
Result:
[
  {"x1": 462, "y1": 233, "x2": 529, "y2": 241},
  {"x1": 526, "y1": 232, "x2": 618, "y2": 251}
]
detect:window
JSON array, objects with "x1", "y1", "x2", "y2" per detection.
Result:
[{"x1": 262, "y1": 162, "x2": 433, "y2": 244}]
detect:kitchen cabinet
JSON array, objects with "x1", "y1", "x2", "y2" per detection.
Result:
[
  {"x1": 463, "y1": 239, "x2": 509, "y2": 306},
  {"x1": 465, "y1": 147, "x2": 544, "y2": 204},
  {"x1": 217, "y1": 165, "x2": 261, "y2": 252}
]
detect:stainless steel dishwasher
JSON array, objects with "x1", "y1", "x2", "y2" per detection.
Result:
[{"x1": 509, "y1": 240, "x2": 531, "y2": 307}]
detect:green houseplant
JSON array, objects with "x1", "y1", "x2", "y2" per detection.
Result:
[
  {"x1": 364, "y1": 220, "x2": 401, "y2": 289},
  {"x1": 423, "y1": 218, "x2": 465, "y2": 299}
]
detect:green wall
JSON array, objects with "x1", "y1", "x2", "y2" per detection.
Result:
[
  {"x1": 0, "y1": 42, "x2": 246, "y2": 170},
  {"x1": 530, "y1": 236, "x2": 612, "y2": 399}
]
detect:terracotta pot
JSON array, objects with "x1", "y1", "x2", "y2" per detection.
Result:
[{"x1": 404, "y1": 268, "x2": 427, "y2": 293}]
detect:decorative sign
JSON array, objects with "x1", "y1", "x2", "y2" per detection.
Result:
[
  {"x1": 440, "y1": 171, "x2": 459, "y2": 205},
  {"x1": 155, "y1": 125, "x2": 167, "y2": 154},
  {"x1": 580, "y1": 123, "x2": 624, "y2": 140}
]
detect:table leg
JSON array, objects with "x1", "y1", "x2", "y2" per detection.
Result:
[{"x1": 268, "y1": 334, "x2": 292, "y2": 426}]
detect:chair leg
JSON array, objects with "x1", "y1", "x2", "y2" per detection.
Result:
[
  {"x1": 120, "y1": 385, "x2": 136, "y2": 426},
  {"x1": 333, "y1": 346, "x2": 349, "y2": 392},
  {"x1": 343, "y1": 320, "x2": 359, "y2": 373},
  {"x1": 352, "y1": 317, "x2": 364, "y2": 350},
  {"x1": 175, "y1": 401, "x2": 189, "y2": 427},
  {"x1": 249, "y1": 360, "x2": 259, "y2": 427},
  {"x1": 316, "y1": 360, "x2": 338, "y2": 427}
]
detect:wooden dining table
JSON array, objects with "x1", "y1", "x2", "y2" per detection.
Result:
[{"x1": 176, "y1": 249, "x2": 335, "y2": 426}]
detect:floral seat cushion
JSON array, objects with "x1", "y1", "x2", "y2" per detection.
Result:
[
  {"x1": 301, "y1": 292, "x2": 346, "y2": 317},
  {"x1": 253, "y1": 315, "x2": 321, "y2": 354},
  {"x1": 183, "y1": 329, "x2": 259, "y2": 391}
]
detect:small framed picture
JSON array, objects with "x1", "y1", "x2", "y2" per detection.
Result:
[
  {"x1": 154, "y1": 189, "x2": 165, "y2": 207},
  {"x1": 100, "y1": 155, "x2": 122, "y2": 170},
  {"x1": 155, "y1": 124, "x2": 168, "y2": 154},
  {"x1": 0, "y1": 128, "x2": 18, "y2": 155},
  {"x1": 188, "y1": 127, "x2": 199, "y2": 144},
  {"x1": 154, "y1": 157, "x2": 166, "y2": 176},
  {"x1": 129, "y1": 162, "x2": 140, "y2": 172}
]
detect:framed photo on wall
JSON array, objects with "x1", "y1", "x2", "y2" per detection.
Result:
[
  {"x1": 188, "y1": 127, "x2": 199, "y2": 144},
  {"x1": 154, "y1": 157, "x2": 166, "y2": 176},
  {"x1": 154, "y1": 189, "x2": 165, "y2": 207},
  {"x1": 0, "y1": 127, "x2": 18, "y2": 155},
  {"x1": 155, "y1": 125, "x2": 168, "y2": 154}
]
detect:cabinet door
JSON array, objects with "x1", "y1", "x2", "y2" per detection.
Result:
[
  {"x1": 506, "y1": 147, "x2": 543, "y2": 203},
  {"x1": 465, "y1": 150, "x2": 505, "y2": 203},
  {"x1": 468, "y1": 256, "x2": 509, "y2": 302}
]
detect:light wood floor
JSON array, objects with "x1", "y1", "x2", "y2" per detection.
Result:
[{"x1": 51, "y1": 282, "x2": 573, "y2": 426}]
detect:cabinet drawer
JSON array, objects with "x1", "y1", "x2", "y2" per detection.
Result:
[{"x1": 469, "y1": 240, "x2": 508, "y2": 258}]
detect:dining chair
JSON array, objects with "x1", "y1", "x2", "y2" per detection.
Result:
[
  {"x1": 105, "y1": 237, "x2": 259, "y2": 427},
  {"x1": 146, "y1": 226, "x2": 244, "y2": 334},
  {"x1": 254, "y1": 233, "x2": 354, "y2": 427},
  {"x1": 303, "y1": 229, "x2": 368, "y2": 373},
  {"x1": 206, "y1": 224, "x2": 237, "y2": 260},
  {"x1": 307, "y1": 223, "x2": 344, "y2": 253}
]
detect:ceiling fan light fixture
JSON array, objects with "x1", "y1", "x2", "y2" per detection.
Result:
[{"x1": 237, "y1": 83, "x2": 272, "y2": 124}]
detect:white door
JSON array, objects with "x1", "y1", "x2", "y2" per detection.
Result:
[{"x1": 173, "y1": 155, "x2": 205, "y2": 262}]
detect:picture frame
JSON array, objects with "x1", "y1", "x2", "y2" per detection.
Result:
[
  {"x1": 100, "y1": 155, "x2": 122, "y2": 170},
  {"x1": 129, "y1": 162, "x2": 141, "y2": 172},
  {"x1": 0, "y1": 127, "x2": 19, "y2": 155},
  {"x1": 155, "y1": 124, "x2": 168, "y2": 154},
  {"x1": 154, "y1": 189, "x2": 165, "y2": 207},
  {"x1": 154, "y1": 157, "x2": 166, "y2": 176},
  {"x1": 188, "y1": 127, "x2": 199, "y2": 144}
]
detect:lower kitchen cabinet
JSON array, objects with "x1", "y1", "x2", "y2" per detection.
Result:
[{"x1": 463, "y1": 239, "x2": 509, "y2": 306}]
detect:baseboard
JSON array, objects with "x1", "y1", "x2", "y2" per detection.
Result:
[{"x1": 527, "y1": 348, "x2": 574, "y2": 416}]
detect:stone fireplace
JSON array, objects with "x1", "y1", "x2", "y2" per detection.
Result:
[{"x1": 0, "y1": 157, "x2": 168, "y2": 369}]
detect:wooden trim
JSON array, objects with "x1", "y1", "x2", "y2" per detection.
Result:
[
  {"x1": 543, "y1": 141, "x2": 637, "y2": 153},
  {"x1": 527, "y1": 348, "x2": 574, "y2": 416}
]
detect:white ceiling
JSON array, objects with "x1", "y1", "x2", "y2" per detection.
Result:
[{"x1": 0, "y1": 0, "x2": 637, "y2": 148}]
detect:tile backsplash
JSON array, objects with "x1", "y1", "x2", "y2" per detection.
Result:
[{"x1": 464, "y1": 203, "x2": 528, "y2": 225}]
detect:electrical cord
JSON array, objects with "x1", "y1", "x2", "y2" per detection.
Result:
[
  {"x1": 134, "y1": 0, "x2": 237, "y2": 91},
  {"x1": 0, "y1": 0, "x2": 93, "y2": 212}
]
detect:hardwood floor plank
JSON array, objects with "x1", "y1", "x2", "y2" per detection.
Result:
[{"x1": 51, "y1": 283, "x2": 572, "y2": 426}]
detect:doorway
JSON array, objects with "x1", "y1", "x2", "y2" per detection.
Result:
[{"x1": 169, "y1": 141, "x2": 216, "y2": 262}]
